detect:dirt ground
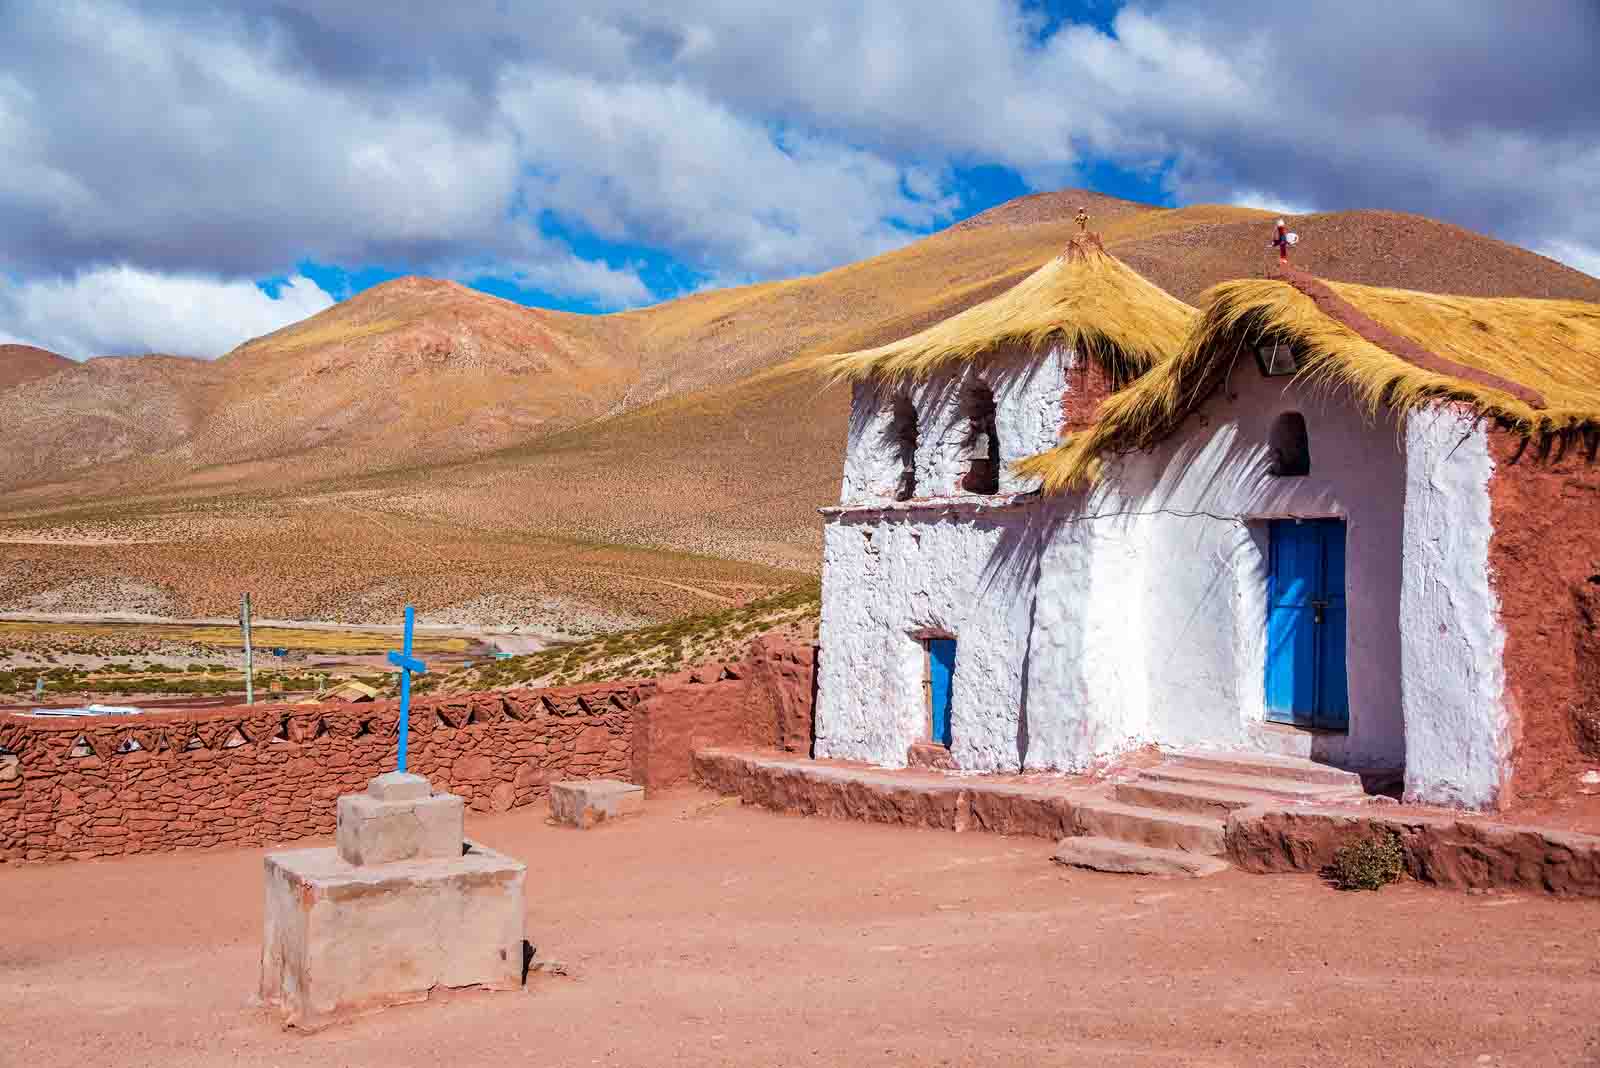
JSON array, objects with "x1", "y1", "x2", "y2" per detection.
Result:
[{"x1": 3, "y1": 788, "x2": 1598, "y2": 1068}]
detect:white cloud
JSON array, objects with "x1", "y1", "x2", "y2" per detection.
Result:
[
  {"x1": 0, "y1": 1, "x2": 520, "y2": 277},
  {"x1": 1, "y1": 0, "x2": 1596, "y2": 341},
  {"x1": 1539, "y1": 241, "x2": 1600, "y2": 280},
  {"x1": 1230, "y1": 190, "x2": 1318, "y2": 217},
  {"x1": 500, "y1": 73, "x2": 957, "y2": 278},
  {"x1": 0, "y1": 268, "x2": 336, "y2": 359},
  {"x1": 448, "y1": 225, "x2": 654, "y2": 309}
]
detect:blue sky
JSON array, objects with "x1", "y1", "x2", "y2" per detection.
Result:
[{"x1": 1, "y1": 1, "x2": 1595, "y2": 357}]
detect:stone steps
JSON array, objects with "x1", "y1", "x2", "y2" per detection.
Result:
[
  {"x1": 1052, "y1": 836, "x2": 1230, "y2": 878},
  {"x1": 1113, "y1": 779, "x2": 1273, "y2": 817},
  {"x1": 1071, "y1": 797, "x2": 1226, "y2": 855},
  {"x1": 1056, "y1": 752, "x2": 1369, "y2": 875},
  {"x1": 1139, "y1": 764, "x2": 1365, "y2": 802},
  {"x1": 691, "y1": 748, "x2": 1376, "y2": 880},
  {"x1": 1168, "y1": 749, "x2": 1364, "y2": 788}
]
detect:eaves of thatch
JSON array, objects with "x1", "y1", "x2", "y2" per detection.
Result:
[
  {"x1": 1015, "y1": 264, "x2": 1600, "y2": 494},
  {"x1": 806, "y1": 234, "x2": 1197, "y2": 386}
]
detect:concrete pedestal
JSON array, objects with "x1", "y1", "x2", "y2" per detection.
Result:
[
  {"x1": 549, "y1": 779, "x2": 645, "y2": 828},
  {"x1": 336, "y1": 772, "x2": 464, "y2": 866},
  {"x1": 260, "y1": 773, "x2": 527, "y2": 1031}
]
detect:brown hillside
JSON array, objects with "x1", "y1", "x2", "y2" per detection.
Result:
[
  {"x1": 0, "y1": 354, "x2": 220, "y2": 492},
  {"x1": 2, "y1": 192, "x2": 1596, "y2": 626},
  {"x1": 0, "y1": 344, "x2": 74, "y2": 392}
]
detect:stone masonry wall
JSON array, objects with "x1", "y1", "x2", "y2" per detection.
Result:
[
  {"x1": 0, "y1": 633, "x2": 820, "y2": 864},
  {"x1": 0, "y1": 682, "x2": 642, "y2": 863}
]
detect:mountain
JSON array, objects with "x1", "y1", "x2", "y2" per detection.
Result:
[
  {"x1": 0, "y1": 344, "x2": 73, "y2": 392},
  {"x1": 1, "y1": 191, "x2": 1596, "y2": 627}
]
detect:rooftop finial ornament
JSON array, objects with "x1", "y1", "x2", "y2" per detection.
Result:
[
  {"x1": 1075, "y1": 206, "x2": 1090, "y2": 233},
  {"x1": 1271, "y1": 218, "x2": 1300, "y2": 264}
]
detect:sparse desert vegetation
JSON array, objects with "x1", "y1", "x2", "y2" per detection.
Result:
[
  {"x1": 0, "y1": 620, "x2": 470, "y2": 704},
  {"x1": 426, "y1": 581, "x2": 820, "y2": 694}
]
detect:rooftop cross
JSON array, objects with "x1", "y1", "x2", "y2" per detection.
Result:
[{"x1": 385, "y1": 605, "x2": 428, "y2": 773}]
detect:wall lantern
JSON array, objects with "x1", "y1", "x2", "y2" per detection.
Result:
[{"x1": 1255, "y1": 340, "x2": 1300, "y2": 377}]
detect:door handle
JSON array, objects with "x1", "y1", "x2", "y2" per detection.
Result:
[{"x1": 1311, "y1": 598, "x2": 1328, "y2": 625}]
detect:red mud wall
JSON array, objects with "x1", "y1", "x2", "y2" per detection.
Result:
[
  {"x1": 0, "y1": 634, "x2": 818, "y2": 863},
  {"x1": 0, "y1": 682, "x2": 642, "y2": 863},
  {"x1": 1488, "y1": 429, "x2": 1600, "y2": 805},
  {"x1": 1061, "y1": 356, "x2": 1118, "y2": 434},
  {"x1": 631, "y1": 635, "x2": 817, "y2": 790}
]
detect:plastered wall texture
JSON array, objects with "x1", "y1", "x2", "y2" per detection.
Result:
[
  {"x1": 818, "y1": 344, "x2": 1068, "y2": 771},
  {"x1": 0, "y1": 634, "x2": 818, "y2": 863},
  {"x1": 819, "y1": 348, "x2": 1540, "y2": 808},
  {"x1": 815, "y1": 505, "x2": 1042, "y2": 771},
  {"x1": 1397, "y1": 406, "x2": 1508, "y2": 809},
  {"x1": 1484, "y1": 427, "x2": 1600, "y2": 806},
  {"x1": 1031, "y1": 371, "x2": 1413, "y2": 774},
  {"x1": 840, "y1": 344, "x2": 1069, "y2": 505}
]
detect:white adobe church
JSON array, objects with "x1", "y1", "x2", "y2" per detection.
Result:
[{"x1": 811, "y1": 234, "x2": 1600, "y2": 811}]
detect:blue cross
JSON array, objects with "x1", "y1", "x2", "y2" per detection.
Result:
[{"x1": 386, "y1": 605, "x2": 428, "y2": 773}]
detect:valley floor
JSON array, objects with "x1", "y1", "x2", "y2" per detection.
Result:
[{"x1": 3, "y1": 788, "x2": 1597, "y2": 1066}]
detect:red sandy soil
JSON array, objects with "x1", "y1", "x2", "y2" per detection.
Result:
[{"x1": 3, "y1": 788, "x2": 1599, "y2": 1067}]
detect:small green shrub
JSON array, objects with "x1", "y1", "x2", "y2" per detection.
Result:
[{"x1": 1329, "y1": 830, "x2": 1405, "y2": 891}]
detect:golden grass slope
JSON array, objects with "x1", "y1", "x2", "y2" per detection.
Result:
[
  {"x1": 1017, "y1": 276, "x2": 1600, "y2": 493},
  {"x1": 808, "y1": 235, "x2": 1197, "y2": 385}
]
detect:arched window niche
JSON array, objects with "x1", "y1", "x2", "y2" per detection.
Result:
[
  {"x1": 889, "y1": 394, "x2": 918, "y2": 501},
  {"x1": 960, "y1": 380, "x2": 1000, "y2": 495},
  {"x1": 1269, "y1": 411, "x2": 1311, "y2": 477}
]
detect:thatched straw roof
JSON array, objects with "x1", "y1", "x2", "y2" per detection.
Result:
[
  {"x1": 1015, "y1": 265, "x2": 1600, "y2": 493},
  {"x1": 807, "y1": 235, "x2": 1197, "y2": 384}
]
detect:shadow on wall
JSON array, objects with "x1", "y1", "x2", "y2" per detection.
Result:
[
  {"x1": 975, "y1": 502, "x2": 1058, "y2": 766},
  {"x1": 848, "y1": 355, "x2": 1060, "y2": 502},
  {"x1": 1017, "y1": 385, "x2": 1407, "y2": 769}
]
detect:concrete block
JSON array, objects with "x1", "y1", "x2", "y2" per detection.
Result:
[
  {"x1": 260, "y1": 841, "x2": 526, "y2": 1031},
  {"x1": 549, "y1": 779, "x2": 644, "y2": 828},
  {"x1": 336, "y1": 787, "x2": 463, "y2": 867},
  {"x1": 367, "y1": 771, "x2": 432, "y2": 801}
]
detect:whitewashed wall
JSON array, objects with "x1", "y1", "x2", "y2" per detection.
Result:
[
  {"x1": 821, "y1": 347, "x2": 1511, "y2": 808},
  {"x1": 1026, "y1": 371, "x2": 1410, "y2": 772},
  {"x1": 839, "y1": 344, "x2": 1068, "y2": 505},
  {"x1": 813, "y1": 506, "x2": 1042, "y2": 770},
  {"x1": 1398, "y1": 406, "x2": 1508, "y2": 808}
]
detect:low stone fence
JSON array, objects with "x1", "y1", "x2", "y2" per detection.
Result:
[
  {"x1": 0, "y1": 634, "x2": 819, "y2": 864},
  {"x1": 1225, "y1": 805, "x2": 1600, "y2": 897},
  {"x1": 0, "y1": 683, "x2": 642, "y2": 863}
]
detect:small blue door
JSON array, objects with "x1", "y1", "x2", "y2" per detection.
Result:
[
  {"x1": 1265, "y1": 519, "x2": 1348, "y2": 730},
  {"x1": 928, "y1": 639, "x2": 956, "y2": 747}
]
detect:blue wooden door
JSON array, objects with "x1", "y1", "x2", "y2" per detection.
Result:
[
  {"x1": 1265, "y1": 520, "x2": 1348, "y2": 730},
  {"x1": 928, "y1": 639, "x2": 956, "y2": 747}
]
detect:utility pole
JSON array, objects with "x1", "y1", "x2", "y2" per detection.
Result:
[{"x1": 241, "y1": 592, "x2": 255, "y2": 706}]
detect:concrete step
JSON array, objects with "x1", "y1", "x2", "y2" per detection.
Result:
[
  {"x1": 1071, "y1": 798, "x2": 1226, "y2": 855},
  {"x1": 1167, "y1": 749, "x2": 1363, "y2": 788},
  {"x1": 1141, "y1": 765, "x2": 1365, "y2": 802},
  {"x1": 1113, "y1": 779, "x2": 1272, "y2": 818},
  {"x1": 1052, "y1": 836, "x2": 1231, "y2": 878}
]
